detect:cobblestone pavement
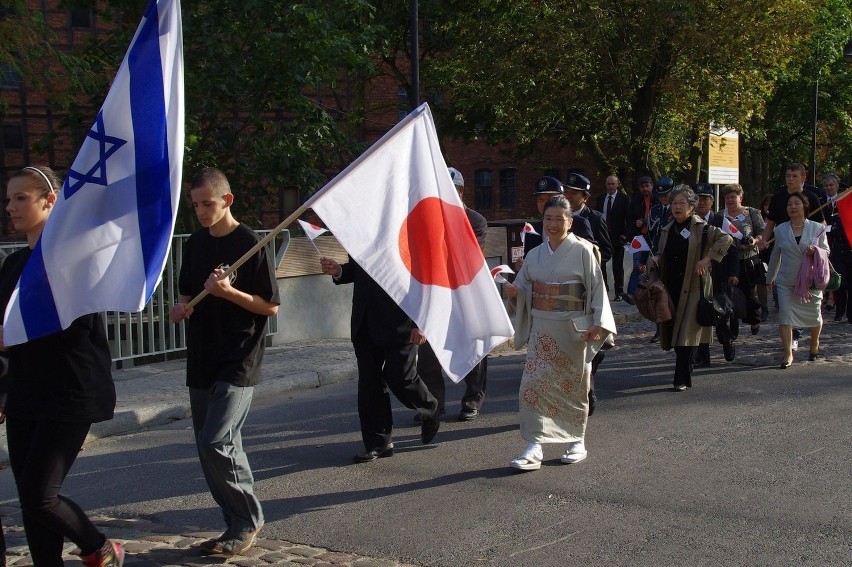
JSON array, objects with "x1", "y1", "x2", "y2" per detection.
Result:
[
  {"x1": 1, "y1": 303, "x2": 849, "y2": 565},
  {"x1": 0, "y1": 506, "x2": 418, "y2": 566}
]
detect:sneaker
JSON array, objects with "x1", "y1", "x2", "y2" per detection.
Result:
[
  {"x1": 81, "y1": 540, "x2": 125, "y2": 567},
  {"x1": 791, "y1": 340, "x2": 799, "y2": 351},
  {"x1": 200, "y1": 527, "x2": 261, "y2": 556},
  {"x1": 560, "y1": 441, "x2": 588, "y2": 464}
]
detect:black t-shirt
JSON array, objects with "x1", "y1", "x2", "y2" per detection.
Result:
[
  {"x1": 0, "y1": 247, "x2": 115, "y2": 423},
  {"x1": 179, "y1": 224, "x2": 280, "y2": 389},
  {"x1": 767, "y1": 187, "x2": 825, "y2": 225}
]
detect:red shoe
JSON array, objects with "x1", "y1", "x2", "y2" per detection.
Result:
[{"x1": 81, "y1": 540, "x2": 125, "y2": 567}]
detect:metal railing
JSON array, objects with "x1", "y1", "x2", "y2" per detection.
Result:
[{"x1": 0, "y1": 229, "x2": 287, "y2": 365}]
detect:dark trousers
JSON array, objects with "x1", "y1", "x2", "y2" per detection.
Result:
[
  {"x1": 603, "y1": 235, "x2": 625, "y2": 294},
  {"x1": 352, "y1": 328, "x2": 438, "y2": 451},
  {"x1": 675, "y1": 346, "x2": 696, "y2": 387},
  {"x1": 737, "y1": 256, "x2": 763, "y2": 326},
  {"x1": 416, "y1": 343, "x2": 487, "y2": 412},
  {"x1": 832, "y1": 256, "x2": 852, "y2": 321},
  {"x1": 6, "y1": 418, "x2": 104, "y2": 565}
]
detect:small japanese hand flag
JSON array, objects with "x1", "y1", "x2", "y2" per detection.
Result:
[
  {"x1": 490, "y1": 264, "x2": 515, "y2": 284},
  {"x1": 721, "y1": 217, "x2": 744, "y2": 240},
  {"x1": 520, "y1": 222, "x2": 539, "y2": 244},
  {"x1": 626, "y1": 235, "x2": 650, "y2": 254}
]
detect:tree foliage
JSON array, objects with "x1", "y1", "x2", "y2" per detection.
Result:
[{"x1": 427, "y1": 0, "x2": 849, "y2": 192}]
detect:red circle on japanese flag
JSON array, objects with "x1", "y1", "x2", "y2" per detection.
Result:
[
  {"x1": 631, "y1": 239, "x2": 642, "y2": 249},
  {"x1": 399, "y1": 197, "x2": 482, "y2": 288}
]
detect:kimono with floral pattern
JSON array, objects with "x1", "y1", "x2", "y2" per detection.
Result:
[{"x1": 513, "y1": 234, "x2": 616, "y2": 443}]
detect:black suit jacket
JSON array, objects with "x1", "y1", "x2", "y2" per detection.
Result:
[
  {"x1": 335, "y1": 258, "x2": 413, "y2": 347},
  {"x1": 705, "y1": 212, "x2": 740, "y2": 286},
  {"x1": 596, "y1": 191, "x2": 630, "y2": 245},
  {"x1": 576, "y1": 205, "x2": 612, "y2": 263}
]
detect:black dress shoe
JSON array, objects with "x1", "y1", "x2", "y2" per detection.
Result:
[
  {"x1": 353, "y1": 444, "x2": 395, "y2": 463},
  {"x1": 780, "y1": 360, "x2": 792, "y2": 369},
  {"x1": 723, "y1": 343, "x2": 735, "y2": 361},
  {"x1": 649, "y1": 331, "x2": 660, "y2": 343},
  {"x1": 672, "y1": 384, "x2": 688, "y2": 392},
  {"x1": 808, "y1": 351, "x2": 821, "y2": 361},
  {"x1": 421, "y1": 416, "x2": 440, "y2": 444},
  {"x1": 458, "y1": 407, "x2": 479, "y2": 421}
]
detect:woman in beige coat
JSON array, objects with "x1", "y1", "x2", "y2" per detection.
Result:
[{"x1": 649, "y1": 185, "x2": 733, "y2": 390}]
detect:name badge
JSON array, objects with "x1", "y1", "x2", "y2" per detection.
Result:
[
  {"x1": 736, "y1": 214, "x2": 746, "y2": 222},
  {"x1": 680, "y1": 228, "x2": 690, "y2": 239}
]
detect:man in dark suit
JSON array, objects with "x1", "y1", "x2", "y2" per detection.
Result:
[
  {"x1": 597, "y1": 175, "x2": 630, "y2": 300},
  {"x1": 520, "y1": 176, "x2": 596, "y2": 264},
  {"x1": 694, "y1": 183, "x2": 740, "y2": 365},
  {"x1": 320, "y1": 256, "x2": 440, "y2": 462},
  {"x1": 565, "y1": 173, "x2": 612, "y2": 266},
  {"x1": 416, "y1": 167, "x2": 490, "y2": 422}
]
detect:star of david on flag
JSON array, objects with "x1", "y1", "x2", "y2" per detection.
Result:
[{"x1": 3, "y1": 0, "x2": 184, "y2": 345}]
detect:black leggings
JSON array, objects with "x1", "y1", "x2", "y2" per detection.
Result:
[{"x1": 6, "y1": 417, "x2": 105, "y2": 565}]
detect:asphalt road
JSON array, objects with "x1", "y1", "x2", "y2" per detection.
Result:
[{"x1": 1, "y1": 330, "x2": 850, "y2": 566}]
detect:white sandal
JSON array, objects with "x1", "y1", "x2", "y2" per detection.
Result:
[
  {"x1": 510, "y1": 443, "x2": 543, "y2": 471},
  {"x1": 560, "y1": 441, "x2": 587, "y2": 464}
]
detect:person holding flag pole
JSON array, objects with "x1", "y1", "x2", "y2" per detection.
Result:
[
  {"x1": 169, "y1": 168, "x2": 279, "y2": 556},
  {"x1": 0, "y1": 167, "x2": 124, "y2": 565}
]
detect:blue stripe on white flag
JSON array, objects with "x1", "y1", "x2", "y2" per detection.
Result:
[
  {"x1": 130, "y1": 0, "x2": 172, "y2": 300},
  {"x1": 17, "y1": 242, "x2": 61, "y2": 339}
]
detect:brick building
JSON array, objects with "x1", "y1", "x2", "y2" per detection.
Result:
[{"x1": 2, "y1": 2, "x2": 608, "y2": 238}]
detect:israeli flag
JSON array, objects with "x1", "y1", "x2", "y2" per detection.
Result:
[{"x1": 3, "y1": 0, "x2": 184, "y2": 345}]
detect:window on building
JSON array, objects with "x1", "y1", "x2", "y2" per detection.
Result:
[
  {"x1": 499, "y1": 168, "x2": 517, "y2": 210},
  {"x1": 474, "y1": 169, "x2": 493, "y2": 210},
  {"x1": 3, "y1": 125, "x2": 24, "y2": 149},
  {"x1": 70, "y1": 7, "x2": 93, "y2": 28},
  {"x1": 0, "y1": 64, "x2": 20, "y2": 89}
]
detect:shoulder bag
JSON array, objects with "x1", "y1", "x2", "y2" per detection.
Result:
[{"x1": 696, "y1": 225, "x2": 729, "y2": 327}]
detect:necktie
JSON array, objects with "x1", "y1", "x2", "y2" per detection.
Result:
[{"x1": 605, "y1": 195, "x2": 613, "y2": 220}]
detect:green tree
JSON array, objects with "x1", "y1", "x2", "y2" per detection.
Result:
[{"x1": 427, "y1": 0, "x2": 821, "y2": 185}]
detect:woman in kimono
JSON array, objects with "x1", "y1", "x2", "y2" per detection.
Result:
[
  {"x1": 504, "y1": 195, "x2": 615, "y2": 471},
  {"x1": 648, "y1": 185, "x2": 732, "y2": 390},
  {"x1": 767, "y1": 192, "x2": 830, "y2": 368}
]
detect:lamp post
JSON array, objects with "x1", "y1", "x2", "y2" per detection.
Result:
[{"x1": 410, "y1": 0, "x2": 419, "y2": 111}]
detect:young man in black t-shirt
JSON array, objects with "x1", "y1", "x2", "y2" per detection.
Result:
[
  {"x1": 761, "y1": 163, "x2": 825, "y2": 246},
  {"x1": 170, "y1": 168, "x2": 279, "y2": 557}
]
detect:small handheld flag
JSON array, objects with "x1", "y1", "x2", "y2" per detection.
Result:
[
  {"x1": 297, "y1": 219, "x2": 329, "y2": 257},
  {"x1": 721, "y1": 217, "x2": 744, "y2": 240},
  {"x1": 490, "y1": 264, "x2": 515, "y2": 284},
  {"x1": 520, "y1": 222, "x2": 539, "y2": 244},
  {"x1": 626, "y1": 235, "x2": 650, "y2": 254}
]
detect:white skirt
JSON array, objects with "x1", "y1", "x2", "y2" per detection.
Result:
[{"x1": 776, "y1": 285, "x2": 822, "y2": 328}]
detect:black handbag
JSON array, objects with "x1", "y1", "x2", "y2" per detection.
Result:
[{"x1": 696, "y1": 226, "x2": 729, "y2": 327}]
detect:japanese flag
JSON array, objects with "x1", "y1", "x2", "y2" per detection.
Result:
[
  {"x1": 626, "y1": 235, "x2": 650, "y2": 254},
  {"x1": 520, "y1": 222, "x2": 539, "y2": 244},
  {"x1": 721, "y1": 217, "x2": 744, "y2": 240},
  {"x1": 297, "y1": 219, "x2": 329, "y2": 240},
  {"x1": 490, "y1": 264, "x2": 514, "y2": 284}
]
